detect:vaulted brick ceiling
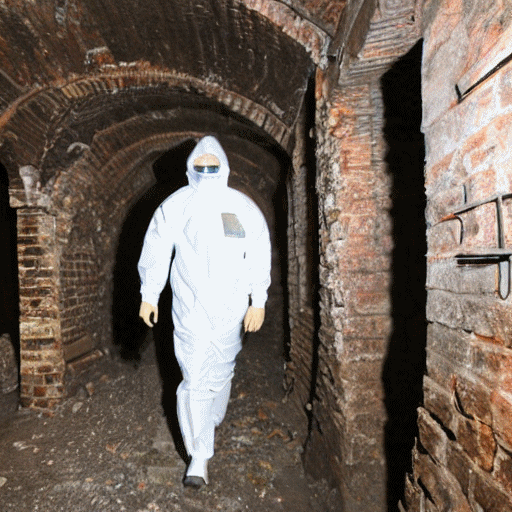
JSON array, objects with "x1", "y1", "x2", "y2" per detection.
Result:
[
  {"x1": 0, "y1": 0, "x2": 423, "y2": 212},
  {"x1": 0, "y1": 0, "x2": 348, "y2": 209},
  {"x1": 0, "y1": 0, "x2": 336, "y2": 152}
]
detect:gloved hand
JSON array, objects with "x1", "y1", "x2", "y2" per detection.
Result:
[
  {"x1": 243, "y1": 306, "x2": 265, "y2": 332},
  {"x1": 139, "y1": 301, "x2": 158, "y2": 327}
]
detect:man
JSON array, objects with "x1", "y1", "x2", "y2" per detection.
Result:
[{"x1": 138, "y1": 135, "x2": 271, "y2": 489}]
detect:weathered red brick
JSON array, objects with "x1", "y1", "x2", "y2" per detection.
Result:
[
  {"x1": 491, "y1": 378, "x2": 512, "y2": 452},
  {"x1": 456, "y1": 416, "x2": 496, "y2": 472},
  {"x1": 494, "y1": 446, "x2": 512, "y2": 496},
  {"x1": 45, "y1": 386, "x2": 64, "y2": 398},
  {"x1": 343, "y1": 315, "x2": 392, "y2": 340},
  {"x1": 423, "y1": 376, "x2": 457, "y2": 433},
  {"x1": 425, "y1": 322, "x2": 471, "y2": 369},
  {"x1": 445, "y1": 442, "x2": 472, "y2": 496},
  {"x1": 454, "y1": 375, "x2": 493, "y2": 425},
  {"x1": 44, "y1": 373, "x2": 63, "y2": 385},
  {"x1": 417, "y1": 407, "x2": 448, "y2": 465},
  {"x1": 36, "y1": 364, "x2": 55, "y2": 373},
  {"x1": 499, "y1": 65, "x2": 512, "y2": 108},
  {"x1": 465, "y1": 167, "x2": 497, "y2": 203},
  {"x1": 20, "y1": 385, "x2": 32, "y2": 396},
  {"x1": 342, "y1": 338, "x2": 388, "y2": 360},
  {"x1": 473, "y1": 468, "x2": 512, "y2": 512},
  {"x1": 413, "y1": 451, "x2": 471, "y2": 511},
  {"x1": 403, "y1": 472, "x2": 423, "y2": 511},
  {"x1": 425, "y1": 152, "x2": 455, "y2": 190},
  {"x1": 470, "y1": 339, "x2": 512, "y2": 382},
  {"x1": 33, "y1": 386, "x2": 47, "y2": 397},
  {"x1": 347, "y1": 290, "x2": 391, "y2": 316},
  {"x1": 427, "y1": 222, "x2": 462, "y2": 254},
  {"x1": 20, "y1": 352, "x2": 43, "y2": 362}
]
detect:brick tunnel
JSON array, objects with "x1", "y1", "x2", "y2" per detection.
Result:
[{"x1": 3, "y1": 1, "x2": 512, "y2": 511}]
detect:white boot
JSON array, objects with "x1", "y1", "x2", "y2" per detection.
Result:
[{"x1": 183, "y1": 457, "x2": 209, "y2": 489}]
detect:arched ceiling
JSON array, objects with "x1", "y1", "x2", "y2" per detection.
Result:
[
  {"x1": 0, "y1": 0, "x2": 320, "y2": 128},
  {"x1": 0, "y1": 0, "x2": 422, "y2": 209},
  {"x1": 0, "y1": 0, "x2": 324, "y2": 203}
]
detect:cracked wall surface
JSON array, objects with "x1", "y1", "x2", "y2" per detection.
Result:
[{"x1": 402, "y1": 1, "x2": 512, "y2": 510}]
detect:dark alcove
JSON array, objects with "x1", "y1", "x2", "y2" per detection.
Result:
[{"x1": 0, "y1": 163, "x2": 20, "y2": 362}]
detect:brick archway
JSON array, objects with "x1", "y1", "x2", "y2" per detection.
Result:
[{"x1": 7, "y1": 96, "x2": 288, "y2": 409}]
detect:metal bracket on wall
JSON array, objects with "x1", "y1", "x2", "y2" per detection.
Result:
[
  {"x1": 455, "y1": 51, "x2": 512, "y2": 103},
  {"x1": 440, "y1": 192, "x2": 512, "y2": 299}
]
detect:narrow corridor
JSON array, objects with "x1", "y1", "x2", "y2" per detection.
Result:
[{"x1": 0, "y1": 285, "x2": 339, "y2": 512}]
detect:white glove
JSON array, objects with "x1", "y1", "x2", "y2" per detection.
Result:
[
  {"x1": 139, "y1": 301, "x2": 158, "y2": 327},
  {"x1": 243, "y1": 306, "x2": 265, "y2": 332}
]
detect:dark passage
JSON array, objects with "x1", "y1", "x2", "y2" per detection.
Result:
[
  {"x1": 112, "y1": 139, "x2": 193, "y2": 363},
  {"x1": 111, "y1": 135, "x2": 296, "y2": 473},
  {"x1": 112, "y1": 139, "x2": 195, "y2": 459},
  {"x1": 0, "y1": 163, "x2": 20, "y2": 421},
  {"x1": 0, "y1": 163, "x2": 19, "y2": 361},
  {"x1": 381, "y1": 40, "x2": 427, "y2": 510}
]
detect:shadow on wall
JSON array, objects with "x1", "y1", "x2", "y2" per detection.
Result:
[
  {"x1": 380, "y1": 40, "x2": 427, "y2": 510},
  {"x1": 270, "y1": 164, "x2": 291, "y2": 361},
  {"x1": 112, "y1": 139, "x2": 194, "y2": 362},
  {"x1": 111, "y1": 139, "x2": 194, "y2": 459}
]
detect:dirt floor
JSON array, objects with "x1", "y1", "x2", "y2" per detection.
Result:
[{"x1": 0, "y1": 292, "x2": 340, "y2": 512}]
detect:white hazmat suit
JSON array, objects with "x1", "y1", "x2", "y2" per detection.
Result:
[{"x1": 138, "y1": 136, "x2": 271, "y2": 486}]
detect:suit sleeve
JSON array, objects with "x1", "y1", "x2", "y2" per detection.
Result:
[
  {"x1": 137, "y1": 203, "x2": 175, "y2": 307},
  {"x1": 248, "y1": 212, "x2": 271, "y2": 309}
]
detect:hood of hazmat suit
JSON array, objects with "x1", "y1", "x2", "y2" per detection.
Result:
[{"x1": 186, "y1": 136, "x2": 230, "y2": 192}]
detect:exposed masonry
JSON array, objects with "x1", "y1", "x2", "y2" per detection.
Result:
[
  {"x1": 4, "y1": 0, "x2": 512, "y2": 511},
  {"x1": 401, "y1": 1, "x2": 512, "y2": 510},
  {"x1": 240, "y1": 0, "x2": 334, "y2": 66},
  {"x1": 314, "y1": 78, "x2": 392, "y2": 511},
  {"x1": 285, "y1": 4, "x2": 422, "y2": 511},
  {"x1": 3, "y1": 73, "x2": 293, "y2": 207}
]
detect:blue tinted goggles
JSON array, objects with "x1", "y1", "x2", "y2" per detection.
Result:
[{"x1": 194, "y1": 165, "x2": 220, "y2": 174}]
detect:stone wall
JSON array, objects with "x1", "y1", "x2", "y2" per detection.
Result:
[
  {"x1": 402, "y1": 1, "x2": 512, "y2": 510},
  {"x1": 301, "y1": 71, "x2": 394, "y2": 511},
  {"x1": 286, "y1": 104, "x2": 318, "y2": 413},
  {"x1": 17, "y1": 209, "x2": 65, "y2": 409},
  {"x1": 284, "y1": 2, "x2": 423, "y2": 509}
]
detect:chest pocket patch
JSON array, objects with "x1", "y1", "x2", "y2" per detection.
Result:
[{"x1": 221, "y1": 213, "x2": 245, "y2": 238}]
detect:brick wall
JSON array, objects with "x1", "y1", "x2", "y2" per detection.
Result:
[
  {"x1": 60, "y1": 234, "x2": 102, "y2": 362},
  {"x1": 402, "y1": 1, "x2": 512, "y2": 510},
  {"x1": 283, "y1": 2, "x2": 422, "y2": 508},
  {"x1": 17, "y1": 209, "x2": 65, "y2": 409},
  {"x1": 300, "y1": 72, "x2": 394, "y2": 511},
  {"x1": 286, "y1": 110, "x2": 319, "y2": 412}
]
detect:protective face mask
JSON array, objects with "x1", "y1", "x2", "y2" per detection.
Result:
[{"x1": 194, "y1": 165, "x2": 220, "y2": 174}]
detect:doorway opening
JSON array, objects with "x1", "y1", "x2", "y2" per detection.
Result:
[{"x1": 0, "y1": 162, "x2": 20, "y2": 419}]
